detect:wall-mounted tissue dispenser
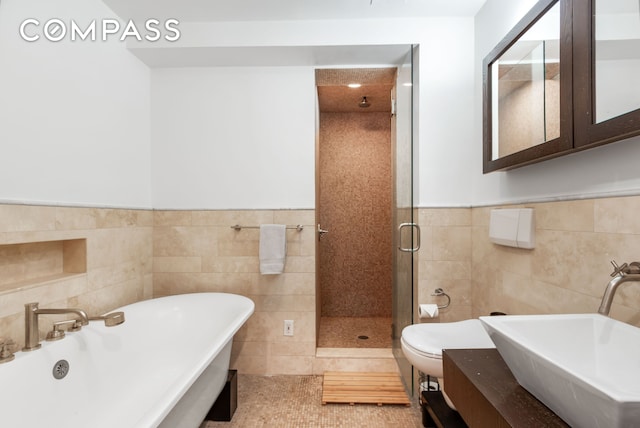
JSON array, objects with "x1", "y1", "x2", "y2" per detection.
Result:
[{"x1": 489, "y1": 208, "x2": 535, "y2": 249}]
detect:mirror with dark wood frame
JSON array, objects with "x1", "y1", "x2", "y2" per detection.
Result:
[
  {"x1": 484, "y1": 0, "x2": 640, "y2": 173},
  {"x1": 483, "y1": 0, "x2": 573, "y2": 173},
  {"x1": 573, "y1": 0, "x2": 640, "y2": 149}
]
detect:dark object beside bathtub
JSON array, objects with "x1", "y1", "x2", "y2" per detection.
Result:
[{"x1": 206, "y1": 370, "x2": 238, "y2": 422}]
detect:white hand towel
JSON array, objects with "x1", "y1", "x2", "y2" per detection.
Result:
[{"x1": 259, "y1": 224, "x2": 287, "y2": 275}]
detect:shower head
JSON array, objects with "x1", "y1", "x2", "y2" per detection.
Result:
[{"x1": 359, "y1": 96, "x2": 371, "y2": 108}]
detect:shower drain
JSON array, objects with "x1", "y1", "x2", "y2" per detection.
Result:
[{"x1": 52, "y1": 359, "x2": 69, "y2": 380}]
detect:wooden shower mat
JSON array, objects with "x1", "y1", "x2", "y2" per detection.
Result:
[{"x1": 321, "y1": 372, "x2": 411, "y2": 406}]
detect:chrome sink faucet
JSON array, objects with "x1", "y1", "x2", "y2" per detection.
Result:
[
  {"x1": 597, "y1": 261, "x2": 640, "y2": 316},
  {"x1": 22, "y1": 303, "x2": 89, "y2": 351}
]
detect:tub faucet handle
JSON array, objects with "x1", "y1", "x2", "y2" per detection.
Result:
[
  {"x1": 0, "y1": 338, "x2": 16, "y2": 363},
  {"x1": 610, "y1": 260, "x2": 628, "y2": 277},
  {"x1": 46, "y1": 319, "x2": 80, "y2": 342}
]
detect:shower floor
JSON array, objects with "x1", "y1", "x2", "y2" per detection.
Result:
[{"x1": 318, "y1": 316, "x2": 392, "y2": 348}]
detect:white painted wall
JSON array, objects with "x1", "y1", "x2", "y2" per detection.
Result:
[
  {"x1": 415, "y1": 19, "x2": 475, "y2": 207},
  {"x1": 473, "y1": 0, "x2": 640, "y2": 206},
  {"x1": 0, "y1": 0, "x2": 151, "y2": 208},
  {"x1": 151, "y1": 66, "x2": 316, "y2": 209},
  {"x1": 4, "y1": 1, "x2": 638, "y2": 210},
  {"x1": 148, "y1": 17, "x2": 476, "y2": 209}
]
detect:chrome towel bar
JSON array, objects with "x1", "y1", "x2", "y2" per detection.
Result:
[{"x1": 231, "y1": 224, "x2": 304, "y2": 231}]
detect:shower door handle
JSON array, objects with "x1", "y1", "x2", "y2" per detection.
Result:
[
  {"x1": 398, "y1": 223, "x2": 420, "y2": 252},
  {"x1": 317, "y1": 224, "x2": 329, "y2": 240}
]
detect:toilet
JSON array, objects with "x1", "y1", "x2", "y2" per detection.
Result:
[{"x1": 401, "y1": 319, "x2": 495, "y2": 409}]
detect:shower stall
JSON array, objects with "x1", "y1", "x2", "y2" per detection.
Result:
[
  {"x1": 316, "y1": 68, "x2": 395, "y2": 348},
  {"x1": 315, "y1": 49, "x2": 417, "y2": 390}
]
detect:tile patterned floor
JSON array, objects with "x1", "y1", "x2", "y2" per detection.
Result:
[
  {"x1": 202, "y1": 374, "x2": 422, "y2": 428},
  {"x1": 317, "y1": 317, "x2": 392, "y2": 348}
]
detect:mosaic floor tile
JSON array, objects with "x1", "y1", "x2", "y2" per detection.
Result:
[
  {"x1": 202, "y1": 374, "x2": 422, "y2": 428},
  {"x1": 318, "y1": 317, "x2": 392, "y2": 348}
]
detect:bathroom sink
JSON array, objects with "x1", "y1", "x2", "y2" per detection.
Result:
[{"x1": 479, "y1": 313, "x2": 640, "y2": 428}]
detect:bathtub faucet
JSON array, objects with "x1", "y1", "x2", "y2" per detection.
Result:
[
  {"x1": 22, "y1": 302, "x2": 89, "y2": 351},
  {"x1": 597, "y1": 261, "x2": 640, "y2": 316}
]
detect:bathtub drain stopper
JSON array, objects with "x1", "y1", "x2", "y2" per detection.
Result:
[{"x1": 52, "y1": 359, "x2": 69, "y2": 380}]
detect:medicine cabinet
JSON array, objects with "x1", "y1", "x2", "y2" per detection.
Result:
[
  {"x1": 483, "y1": 0, "x2": 640, "y2": 173},
  {"x1": 573, "y1": 0, "x2": 640, "y2": 148}
]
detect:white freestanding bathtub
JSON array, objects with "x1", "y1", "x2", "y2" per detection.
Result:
[{"x1": 0, "y1": 292, "x2": 254, "y2": 428}]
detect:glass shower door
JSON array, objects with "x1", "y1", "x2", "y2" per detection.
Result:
[{"x1": 392, "y1": 45, "x2": 418, "y2": 395}]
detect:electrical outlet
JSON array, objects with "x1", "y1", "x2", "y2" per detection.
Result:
[{"x1": 283, "y1": 319, "x2": 294, "y2": 336}]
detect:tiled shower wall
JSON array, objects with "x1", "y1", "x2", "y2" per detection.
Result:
[
  {"x1": 0, "y1": 204, "x2": 152, "y2": 348},
  {"x1": 318, "y1": 111, "x2": 392, "y2": 317}
]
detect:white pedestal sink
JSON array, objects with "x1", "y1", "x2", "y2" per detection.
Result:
[{"x1": 480, "y1": 313, "x2": 640, "y2": 428}]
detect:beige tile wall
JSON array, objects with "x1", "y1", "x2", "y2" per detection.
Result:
[
  {"x1": 471, "y1": 197, "x2": 640, "y2": 326},
  {"x1": 152, "y1": 209, "x2": 317, "y2": 375},
  {"x1": 417, "y1": 197, "x2": 640, "y2": 327},
  {"x1": 417, "y1": 208, "x2": 473, "y2": 323},
  {"x1": 0, "y1": 204, "x2": 153, "y2": 349},
  {"x1": 6, "y1": 196, "x2": 640, "y2": 374}
]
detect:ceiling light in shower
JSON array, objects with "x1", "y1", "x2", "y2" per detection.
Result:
[
  {"x1": 359, "y1": 96, "x2": 371, "y2": 108},
  {"x1": 348, "y1": 83, "x2": 362, "y2": 88}
]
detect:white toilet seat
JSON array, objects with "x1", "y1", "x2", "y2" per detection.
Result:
[
  {"x1": 402, "y1": 319, "x2": 495, "y2": 357},
  {"x1": 401, "y1": 319, "x2": 496, "y2": 410},
  {"x1": 400, "y1": 319, "x2": 495, "y2": 378},
  {"x1": 400, "y1": 336, "x2": 442, "y2": 360}
]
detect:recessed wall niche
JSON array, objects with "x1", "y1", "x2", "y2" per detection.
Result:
[{"x1": 0, "y1": 239, "x2": 87, "y2": 293}]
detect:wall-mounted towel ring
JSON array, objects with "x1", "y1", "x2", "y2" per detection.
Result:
[{"x1": 431, "y1": 288, "x2": 451, "y2": 309}]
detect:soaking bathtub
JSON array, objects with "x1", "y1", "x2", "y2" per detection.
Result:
[{"x1": 0, "y1": 292, "x2": 254, "y2": 428}]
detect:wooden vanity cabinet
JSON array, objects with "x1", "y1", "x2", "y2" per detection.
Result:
[{"x1": 442, "y1": 349, "x2": 568, "y2": 428}]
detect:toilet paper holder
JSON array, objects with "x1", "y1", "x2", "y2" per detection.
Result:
[{"x1": 431, "y1": 288, "x2": 451, "y2": 309}]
